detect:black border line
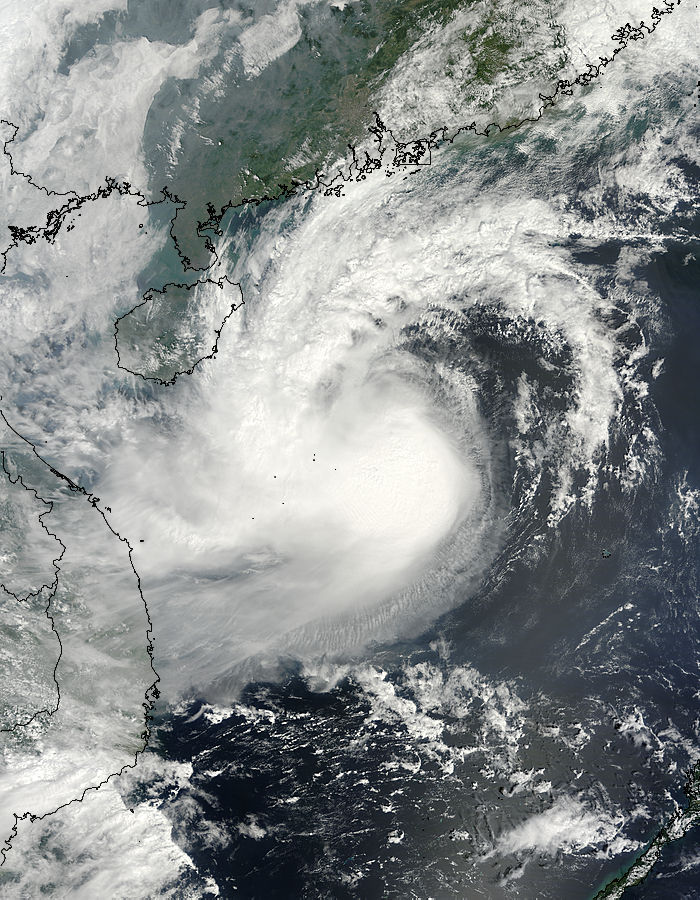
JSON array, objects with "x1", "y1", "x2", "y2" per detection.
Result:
[
  {"x1": 0, "y1": 1, "x2": 681, "y2": 390},
  {"x1": 0, "y1": 0, "x2": 684, "y2": 875},
  {"x1": 0, "y1": 452, "x2": 65, "y2": 732},
  {"x1": 0, "y1": 409, "x2": 160, "y2": 866},
  {"x1": 0, "y1": 172, "x2": 185, "y2": 277},
  {"x1": 114, "y1": 275, "x2": 244, "y2": 386},
  {"x1": 0, "y1": 1, "x2": 682, "y2": 282},
  {"x1": 0, "y1": 120, "x2": 75, "y2": 199},
  {"x1": 168, "y1": 0, "x2": 682, "y2": 274}
]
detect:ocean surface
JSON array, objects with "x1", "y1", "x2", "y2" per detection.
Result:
[{"x1": 0, "y1": 0, "x2": 698, "y2": 896}]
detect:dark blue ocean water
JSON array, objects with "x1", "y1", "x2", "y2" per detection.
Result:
[
  {"x1": 104, "y1": 13, "x2": 700, "y2": 890},
  {"x1": 134, "y1": 236, "x2": 700, "y2": 899}
]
